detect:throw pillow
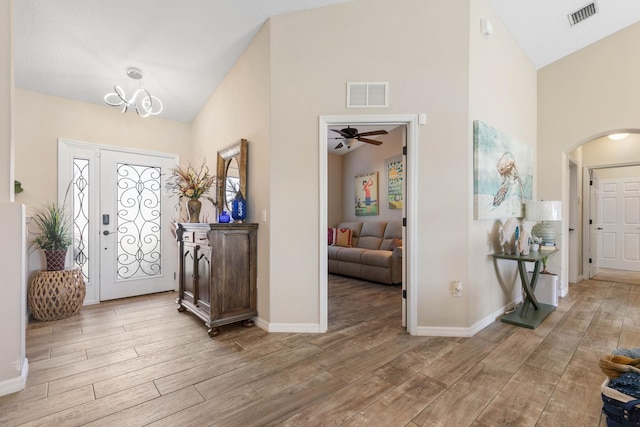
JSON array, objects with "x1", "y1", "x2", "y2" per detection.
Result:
[
  {"x1": 389, "y1": 237, "x2": 402, "y2": 249},
  {"x1": 333, "y1": 228, "x2": 353, "y2": 247},
  {"x1": 328, "y1": 227, "x2": 337, "y2": 245}
]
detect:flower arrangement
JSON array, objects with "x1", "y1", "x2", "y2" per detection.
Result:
[{"x1": 166, "y1": 160, "x2": 217, "y2": 204}]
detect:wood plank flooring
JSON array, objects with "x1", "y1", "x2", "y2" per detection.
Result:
[{"x1": 1, "y1": 273, "x2": 635, "y2": 426}]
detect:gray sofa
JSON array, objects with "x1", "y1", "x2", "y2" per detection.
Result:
[{"x1": 328, "y1": 221, "x2": 402, "y2": 285}]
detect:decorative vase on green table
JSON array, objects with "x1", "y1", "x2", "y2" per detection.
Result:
[{"x1": 187, "y1": 199, "x2": 202, "y2": 223}]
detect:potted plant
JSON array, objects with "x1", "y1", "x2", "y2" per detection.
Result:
[{"x1": 31, "y1": 201, "x2": 73, "y2": 271}]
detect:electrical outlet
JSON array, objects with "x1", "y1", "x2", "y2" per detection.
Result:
[{"x1": 451, "y1": 281, "x2": 462, "y2": 297}]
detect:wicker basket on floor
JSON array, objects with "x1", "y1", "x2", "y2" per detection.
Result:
[{"x1": 29, "y1": 268, "x2": 86, "y2": 321}]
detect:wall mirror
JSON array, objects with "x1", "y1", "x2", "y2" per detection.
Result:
[{"x1": 217, "y1": 139, "x2": 248, "y2": 213}]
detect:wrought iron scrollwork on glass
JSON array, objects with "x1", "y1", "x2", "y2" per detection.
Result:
[
  {"x1": 72, "y1": 158, "x2": 90, "y2": 281},
  {"x1": 115, "y1": 163, "x2": 162, "y2": 280}
]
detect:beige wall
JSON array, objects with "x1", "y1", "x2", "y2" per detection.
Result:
[
  {"x1": 468, "y1": 0, "x2": 538, "y2": 325},
  {"x1": 191, "y1": 22, "x2": 272, "y2": 321},
  {"x1": 539, "y1": 22, "x2": 640, "y2": 290},
  {"x1": 1, "y1": 0, "x2": 11, "y2": 200},
  {"x1": 579, "y1": 134, "x2": 640, "y2": 168},
  {"x1": 597, "y1": 165, "x2": 640, "y2": 179},
  {"x1": 0, "y1": 0, "x2": 28, "y2": 395},
  {"x1": 340, "y1": 126, "x2": 403, "y2": 223},
  {"x1": 268, "y1": 0, "x2": 473, "y2": 327},
  {"x1": 14, "y1": 89, "x2": 191, "y2": 212},
  {"x1": 327, "y1": 153, "x2": 342, "y2": 227}
]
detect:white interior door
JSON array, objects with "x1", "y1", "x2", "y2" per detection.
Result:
[
  {"x1": 599, "y1": 177, "x2": 640, "y2": 271},
  {"x1": 59, "y1": 140, "x2": 178, "y2": 303}
]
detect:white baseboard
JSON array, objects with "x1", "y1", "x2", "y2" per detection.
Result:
[
  {"x1": 0, "y1": 358, "x2": 28, "y2": 397},
  {"x1": 411, "y1": 301, "x2": 519, "y2": 338},
  {"x1": 254, "y1": 317, "x2": 324, "y2": 333}
]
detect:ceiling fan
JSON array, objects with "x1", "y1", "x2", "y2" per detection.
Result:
[{"x1": 330, "y1": 126, "x2": 388, "y2": 149}]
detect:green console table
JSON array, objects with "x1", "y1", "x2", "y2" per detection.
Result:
[{"x1": 493, "y1": 249, "x2": 558, "y2": 329}]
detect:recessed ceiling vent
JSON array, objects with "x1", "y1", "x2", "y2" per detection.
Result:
[
  {"x1": 568, "y1": 2, "x2": 597, "y2": 26},
  {"x1": 347, "y1": 82, "x2": 388, "y2": 108}
]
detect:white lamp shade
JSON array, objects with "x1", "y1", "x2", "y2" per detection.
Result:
[{"x1": 525, "y1": 201, "x2": 562, "y2": 222}]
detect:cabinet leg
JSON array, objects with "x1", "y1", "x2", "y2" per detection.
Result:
[
  {"x1": 208, "y1": 327, "x2": 220, "y2": 337},
  {"x1": 242, "y1": 319, "x2": 255, "y2": 328},
  {"x1": 177, "y1": 305, "x2": 186, "y2": 313}
]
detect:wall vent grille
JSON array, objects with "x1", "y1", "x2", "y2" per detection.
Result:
[
  {"x1": 347, "y1": 82, "x2": 388, "y2": 108},
  {"x1": 568, "y1": 2, "x2": 597, "y2": 26}
]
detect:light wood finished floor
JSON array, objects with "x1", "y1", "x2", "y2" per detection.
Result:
[
  {"x1": 594, "y1": 268, "x2": 640, "y2": 285},
  {"x1": 1, "y1": 274, "x2": 634, "y2": 426}
]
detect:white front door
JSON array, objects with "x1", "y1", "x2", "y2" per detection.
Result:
[
  {"x1": 599, "y1": 177, "x2": 640, "y2": 271},
  {"x1": 59, "y1": 140, "x2": 178, "y2": 303}
]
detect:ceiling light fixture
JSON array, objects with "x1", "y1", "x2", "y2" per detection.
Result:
[
  {"x1": 344, "y1": 138, "x2": 357, "y2": 148},
  {"x1": 104, "y1": 67, "x2": 163, "y2": 117},
  {"x1": 608, "y1": 133, "x2": 629, "y2": 141}
]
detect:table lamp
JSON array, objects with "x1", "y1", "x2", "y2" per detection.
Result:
[{"x1": 525, "y1": 200, "x2": 562, "y2": 245}]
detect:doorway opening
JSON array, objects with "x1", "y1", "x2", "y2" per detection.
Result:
[
  {"x1": 319, "y1": 114, "x2": 418, "y2": 335},
  {"x1": 583, "y1": 163, "x2": 640, "y2": 280},
  {"x1": 565, "y1": 131, "x2": 640, "y2": 287}
]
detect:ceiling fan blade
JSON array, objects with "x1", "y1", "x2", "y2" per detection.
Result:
[
  {"x1": 334, "y1": 142, "x2": 344, "y2": 149},
  {"x1": 331, "y1": 128, "x2": 349, "y2": 138},
  {"x1": 358, "y1": 137, "x2": 383, "y2": 145},
  {"x1": 356, "y1": 130, "x2": 388, "y2": 137}
]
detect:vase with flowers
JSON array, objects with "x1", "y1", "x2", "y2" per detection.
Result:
[{"x1": 166, "y1": 161, "x2": 217, "y2": 223}]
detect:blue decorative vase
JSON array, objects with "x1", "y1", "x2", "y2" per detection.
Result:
[
  {"x1": 231, "y1": 191, "x2": 247, "y2": 223},
  {"x1": 218, "y1": 210, "x2": 230, "y2": 223}
]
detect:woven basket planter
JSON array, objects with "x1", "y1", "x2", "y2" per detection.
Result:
[{"x1": 29, "y1": 268, "x2": 86, "y2": 321}]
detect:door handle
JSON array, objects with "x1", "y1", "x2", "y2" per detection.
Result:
[
  {"x1": 597, "y1": 227, "x2": 603, "y2": 230},
  {"x1": 569, "y1": 228, "x2": 575, "y2": 231},
  {"x1": 103, "y1": 230, "x2": 114, "y2": 235}
]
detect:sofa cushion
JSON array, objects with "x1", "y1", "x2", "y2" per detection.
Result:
[
  {"x1": 333, "y1": 228, "x2": 353, "y2": 247},
  {"x1": 337, "y1": 247, "x2": 369, "y2": 263},
  {"x1": 327, "y1": 245, "x2": 344, "y2": 259},
  {"x1": 361, "y1": 250, "x2": 392, "y2": 268},
  {"x1": 337, "y1": 222, "x2": 363, "y2": 247},
  {"x1": 357, "y1": 222, "x2": 387, "y2": 250},
  {"x1": 328, "y1": 227, "x2": 336, "y2": 245},
  {"x1": 380, "y1": 221, "x2": 403, "y2": 250},
  {"x1": 387, "y1": 237, "x2": 402, "y2": 250}
]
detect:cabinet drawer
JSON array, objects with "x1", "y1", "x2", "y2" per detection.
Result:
[
  {"x1": 194, "y1": 232, "x2": 209, "y2": 244},
  {"x1": 181, "y1": 232, "x2": 195, "y2": 242},
  {"x1": 182, "y1": 231, "x2": 209, "y2": 244}
]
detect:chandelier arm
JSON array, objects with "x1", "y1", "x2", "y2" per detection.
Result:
[{"x1": 104, "y1": 69, "x2": 162, "y2": 117}]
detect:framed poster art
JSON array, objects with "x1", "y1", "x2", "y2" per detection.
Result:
[
  {"x1": 473, "y1": 120, "x2": 533, "y2": 219},
  {"x1": 386, "y1": 155, "x2": 403, "y2": 209},
  {"x1": 355, "y1": 171, "x2": 378, "y2": 216}
]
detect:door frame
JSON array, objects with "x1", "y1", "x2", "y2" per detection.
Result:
[
  {"x1": 582, "y1": 161, "x2": 640, "y2": 279},
  {"x1": 58, "y1": 138, "x2": 179, "y2": 305},
  {"x1": 568, "y1": 156, "x2": 580, "y2": 283},
  {"x1": 318, "y1": 114, "x2": 419, "y2": 335}
]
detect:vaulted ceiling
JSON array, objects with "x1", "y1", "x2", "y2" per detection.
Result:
[{"x1": 14, "y1": 1, "x2": 640, "y2": 123}]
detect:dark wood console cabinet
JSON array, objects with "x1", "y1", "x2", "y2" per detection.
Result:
[{"x1": 176, "y1": 222, "x2": 258, "y2": 337}]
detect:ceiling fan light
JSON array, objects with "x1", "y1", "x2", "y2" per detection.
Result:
[{"x1": 345, "y1": 138, "x2": 357, "y2": 148}]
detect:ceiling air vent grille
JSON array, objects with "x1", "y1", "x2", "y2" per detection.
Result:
[
  {"x1": 568, "y1": 2, "x2": 597, "y2": 26},
  {"x1": 347, "y1": 82, "x2": 388, "y2": 108}
]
